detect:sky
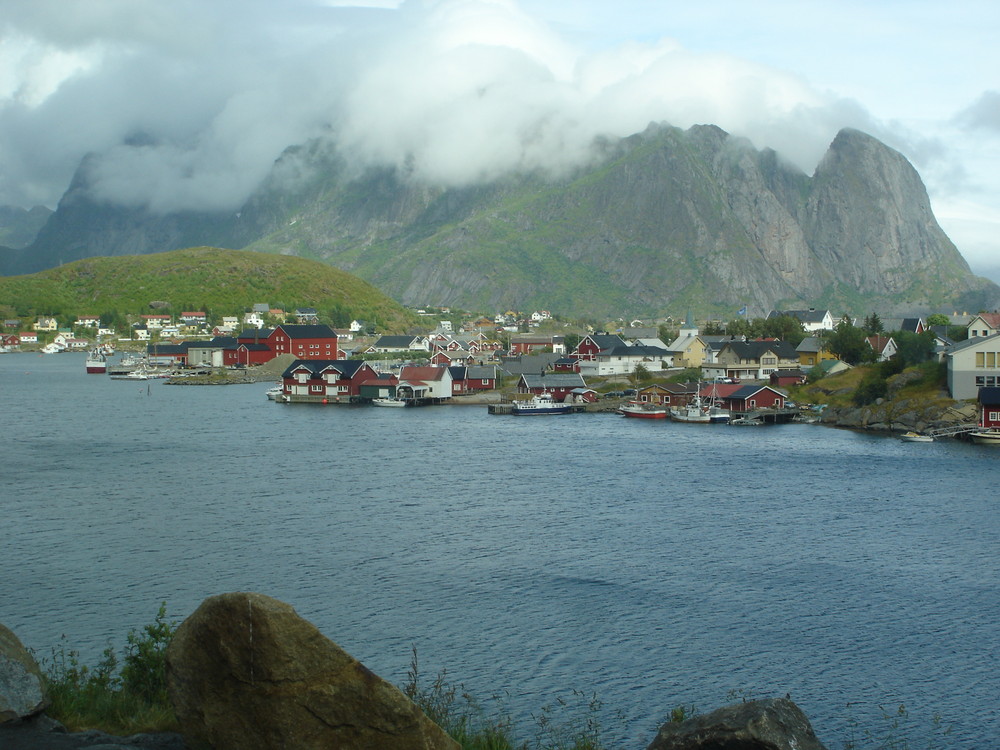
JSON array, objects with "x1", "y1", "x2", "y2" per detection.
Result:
[{"x1": 1, "y1": 0, "x2": 998, "y2": 282}]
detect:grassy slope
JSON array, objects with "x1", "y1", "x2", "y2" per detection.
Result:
[{"x1": 0, "y1": 246, "x2": 420, "y2": 331}]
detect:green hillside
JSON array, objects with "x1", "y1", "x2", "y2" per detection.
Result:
[{"x1": 0, "y1": 246, "x2": 419, "y2": 331}]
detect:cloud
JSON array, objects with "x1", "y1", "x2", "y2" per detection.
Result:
[
  {"x1": 0, "y1": 0, "x2": 891, "y2": 214},
  {"x1": 955, "y1": 90, "x2": 1000, "y2": 134}
]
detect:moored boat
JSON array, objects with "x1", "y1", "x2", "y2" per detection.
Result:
[
  {"x1": 620, "y1": 400, "x2": 668, "y2": 419},
  {"x1": 900, "y1": 431, "x2": 933, "y2": 442},
  {"x1": 85, "y1": 349, "x2": 107, "y2": 374},
  {"x1": 372, "y1": 397, "x2": 408, "y2": 407},
  {"x1": 511, "y1": 392, "x2": 573, "y2": 415},
  {"x1": 969, "y1": 428, "x2": 1000, "y2": 445}
]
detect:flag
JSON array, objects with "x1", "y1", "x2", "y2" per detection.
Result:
[{"x1": 737, "y1": 305, "x2": 748, "y2": 317}]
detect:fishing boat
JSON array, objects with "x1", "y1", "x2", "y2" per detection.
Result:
[
  {"x1": 900, "y1": 431, "x2": 933, "y2": 443},
  {"x1": 85, "y1": 348, "x2": 107, "y2": 374},
  {"x1": 511, "y1": 392, "x2": 573, "y2": 415},
  {"x1": 620, "y1": 400, "x2": 668, "y2": 419}
]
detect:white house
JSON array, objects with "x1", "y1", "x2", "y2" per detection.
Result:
[
  {"x1": 967, "y1": 313, "x2": 1000, "y2": 339},
  {"x1": 947, "y1": 333, "x2": 1000, "y2": 399},
  {"x1": 768, "y1": 309, "x2": 835, "y2": 332},
  {"x1": 244, "y1": 311, "x2": 265, "y2": 327}
]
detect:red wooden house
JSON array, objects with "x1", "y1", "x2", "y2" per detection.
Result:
[
  {"x1": 717, "y1": 384, "x2": 786, "y2": 412},
  {"x1": 571, "y1": 334, "x2": 626, "y2": 361},
  {"x1": 280, "y1": 359, "x2": 379, "y2": 402},
  {"x1": 267, "y1": 324, "x2": 339, "y2": 360},
  {"x1": 978, "y1": 387, "x2": 1000, "y2": 429}
]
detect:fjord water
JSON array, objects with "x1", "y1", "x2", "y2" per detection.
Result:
[{"x1": 2, "y1": 353, "x2": 997, "y2": 747}]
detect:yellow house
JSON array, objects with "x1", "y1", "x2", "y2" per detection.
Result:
[
  {"x1": 796, "y1": 336, "x2": 838, "y2": 368},
  {"x1": 33, "y1": 316, "x2": 58, "y2": 332},
  {"x1": 668, "y1": 334, "x2": 708, "y2": 368}
]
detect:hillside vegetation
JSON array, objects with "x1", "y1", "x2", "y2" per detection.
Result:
[{"x1": 0, "y1": 246, "x2": 420, "y2": 331}]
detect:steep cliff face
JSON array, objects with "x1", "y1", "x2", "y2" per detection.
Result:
[
  {"x1": 4, "y1": 124, "x2": 997, "y2": 317},
  {"x1": 803, "y1": 128, "x2": 971, "y2": 294}
]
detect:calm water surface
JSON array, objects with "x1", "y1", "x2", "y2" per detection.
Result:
[{"x1": 1, "y1": 353, "x2": 997, "y2": 747}]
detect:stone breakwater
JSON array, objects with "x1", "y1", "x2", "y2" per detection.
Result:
[
  {"x1": 2, "y1": 592, "x2": 832, "y2": 750},
  {"x1": 820, "y1": 396, "x2": 977, "y2": 434}
]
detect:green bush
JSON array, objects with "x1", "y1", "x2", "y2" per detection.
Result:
[{"x1": 40, "y1": 603, "x2": 178, "y2": 734}]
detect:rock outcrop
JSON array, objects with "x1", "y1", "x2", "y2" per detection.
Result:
[
  {"x1": 646, "y1": 697, "x2": 828, "y2": 750},
  {"x1": 0, "y1": 623, "x2": 47, "y2": 723},
  {"x1": 6, "y1": 123, "x2": 997, "y2": 318},
  {"x1": 166, "y1": 592, "x2": 459, "y2": 750}
]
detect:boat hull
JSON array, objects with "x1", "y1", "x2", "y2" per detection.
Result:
[
  {"x1": 970, "y1": 430, "x2": 1000, "y2": 445},
  {"x1": 621, "y1": 405, "x2": 667, "y2": 419},
  {"x1": 512, "y1": 405, "x2": 573, "y2": 415},
  {"x1": 85, "y1": 363, "x2": 107, "y2": 374},
  {"x1": 372, "y1": 398, "x2": 408, "y2": 407}
]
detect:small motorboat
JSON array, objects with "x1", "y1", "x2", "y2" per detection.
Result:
[{"x1": 900, "y1": 431, "x2": 933, "y2": 443}]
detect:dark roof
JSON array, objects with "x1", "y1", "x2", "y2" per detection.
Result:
[
  {"x1": 600, "y1": 344, "x2": 669, "y2": 357},
  {"x1": 979, "y1": 387, "x2": 1000, "y2": 406},
  {"x1": 771, "y1": 369, "x2": 806, "y2": 378},
  {"x1": 447, "y1": 366, "x2": 467, "y2": 379},
  {"x1": 146, "y1": 342, "x2": 193, "y2": 354},
  {"x1": 281, "y1": 359, "x2": 370, "y2": 378},
  {"x1": 518, "y1": 373, "x2": 587, "y2": 389},
  {"x1": 276, "y1": 324, "x2": 337, "y2": 338},
  {"x1": 237, "y1": 328, "x2": 275, "y2": 341},
  {"x1": 373, "y1": 335, "x2": 420, "y2": 348},
  {"x1": 580, "y1": 334, "x2": 627, "y2": 350},
  {"x1": 721, "y1": 340, "x2": 798, "y2": 359},
  {"x1": 466, "y1": 365, "x2": 498, "y2": 379},
  {"x1": 727, "y1": 384, "x2": 783, "y2": 400},
  {"x1": 188, "y1": 336, "x2": 238, "y2": 350}
]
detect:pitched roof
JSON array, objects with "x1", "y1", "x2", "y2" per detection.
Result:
[
  {"x1": 399, "y1": 365, "x2": 450, "y2": 381},
  {"x1": 720, "y1": 340, "x2": 798, "y2": 359},
  {"x1": 518, "y1": 373, "x2": 587, "y2": 388},
  {"x1": 281, "y1": 359, "x2": 371, "y2": 378},
  {"x1": 373, "y1": 335, "x2": 420, "y2": 348},
  {"x1": 979, "y1": 387, "x2": 1000, "y2": 405},
  {"x1": 276, "y1": 324, "x2": 337, "y2": 338},
  {"x1": 769, "y1": 309, "x2": 831, "y2": 323}
]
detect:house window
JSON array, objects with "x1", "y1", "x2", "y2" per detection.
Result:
[
  {"x1": 976, "y1": 377, "x2": 985, "y2": 386},
  {"x1": 976, "y1": 352, "x2": 985, "y2": 367},
  {"x1": 990, "y1": 411, "x2": 1000, "y2": 421},
  {"x1": 987, "y1": 352, "x2": 997, "y2": 368}
]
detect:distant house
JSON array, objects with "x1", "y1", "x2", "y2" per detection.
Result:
[
  {"x1": 187, "y1": 337, "x2": 237, "y2": 368},
  {"x1": 553, "y1": 357, "x2": 580, "y2": 373},
  {"x1": 704, "y1": 340, "x2": 799, "y2": 381},
  {"x1": 398, "y1": 365, "x2": 453, "y2": 400},
  {"x1": 179, "y1": 311, "x2": 207, "y2": 325},
  {"x1": 33, "y1": 317, "x2": 58, "y2": 332},
  {"x1": 281, "y1": 359, "x2": 380, "y2": 402},
  {"x1": 147, "y1": 342, "x2": 190, "y2": 366},
  {"x1": 267, "y1": 324, "x2": 339, "y2": 360},
  {"x1": 946, "y1": 333, "x2": 1000, "y2": 400},
  {"x1": 769, "y1": 369, "x2": 807, "y2": 387},
  {"x1": 2, "y1": 333, "x2": 21, "y2": 349},
  {"x1": 866, "y1": 335, "x2": 898, "y2": 362},
  {"x1": 294, "y1": 307, "x2": 319, "y2": 323},
  {"x1": 717, "y1": 384, "x2": 787, "y2": 412},
  {"x1": 666, "y1": 334, "x2": 707, "y2": 368},
  {"x1": 465, "y1": 365, "x2": 499, "y2": 392},
  {"x1": 18, "y1": 331, "x2": 38, "y2": 344},
  {"x1": 367, "y1": 335, "x2": 429, "y2": 354},
  {"x1": 978, "y1": 387, "x2": 1000, "y2": 429},
  {"x1": 571, "y1": 334, "x2": 628, "y2": 361},
  {"x1": 578, "y1": 342, "x2": 670, "y2": 376},
  {"x1": 516, "y1": 372, "x2": 587, "y2": 402},
  {"x1": 141, "y1": 314, "x2": 172, "y2": 329},
  {"x1": 967, "y1": 313, "x2": 1000, "y2": 339},
  {"x1": 883, "y1": 317, "x2": 927, "y2": 335},
  {"x1": 75, "y1": 315, "x2": 100, "y2": 328},
  {"x1": 796, "y1": 337, "x2": 838, "y2": 368},
  {"x1": 636, "y1": 383, "x2": 698, "y2": 406},
  {"x1": 768, "y1": 309, "x2": 835, "y2": 332},
  {"x1": 509, "y1": 334, "x2": 558, "y2": 355}
]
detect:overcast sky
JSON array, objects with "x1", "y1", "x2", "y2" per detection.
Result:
[{"x1": 1, "y1": 0, "x2": 998, "y2": 281}]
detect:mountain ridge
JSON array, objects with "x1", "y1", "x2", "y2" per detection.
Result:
[{"x1": 3, "y1": 123, "x2": 997, "y2": 318}]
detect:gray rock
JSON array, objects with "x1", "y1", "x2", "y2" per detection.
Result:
[
  {"x1": 0, "y1": 623, "x2": 47, "y2": 723},
  {"x1": 166, "y1": 591, "x2": 460, "y2": 750},
  {"x1": 646, "y1": 697, "x2": 828, "y2": 750}
]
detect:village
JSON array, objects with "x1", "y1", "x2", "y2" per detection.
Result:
[{"x1": 5, "y1": 303, "x2": 1000, "y2": 436}]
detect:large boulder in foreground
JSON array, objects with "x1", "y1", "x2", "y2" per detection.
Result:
[
  {"x1": 646, "y1": 697, "x2": 828, "y2": 750},
  {"x1": 0, "y1": 623, "x2": 47, "y2": 724},
  {"x1": 166, "y1": 592, "x2": 459, "y2": 750}
]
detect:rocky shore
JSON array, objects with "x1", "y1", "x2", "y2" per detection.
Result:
[{"x1": 3, "y1": 593, "x2": 832, "y2": 750}]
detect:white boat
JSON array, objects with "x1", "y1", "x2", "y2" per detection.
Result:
[
  {"x1": 730, "y1": 417, "x2": 764, "y2": 426},
  {"x1": 969, "y1": 428, "x2": 1000, "y2": 445},
  {"x1": 266, "y1": 384, "x2": 284, "y2": 400},
  {"x1": 671, "y1": 382, "x2": 730, "y2": 423},
  {"x1": 110, "y1": 369, "x2": 150, "y2": 381},
  {"x1": 900, "y1": 431, "x2": 933, "y2": 443},
  {"x1": 41, "y1": 342, "x2": 64, "y2": 354},
  {"x1": 511, "y1": 392, "x2": 573, "y2": 415},
  {"x1": 372, "y1": 397, "x2": 408, "y2": 407}
]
